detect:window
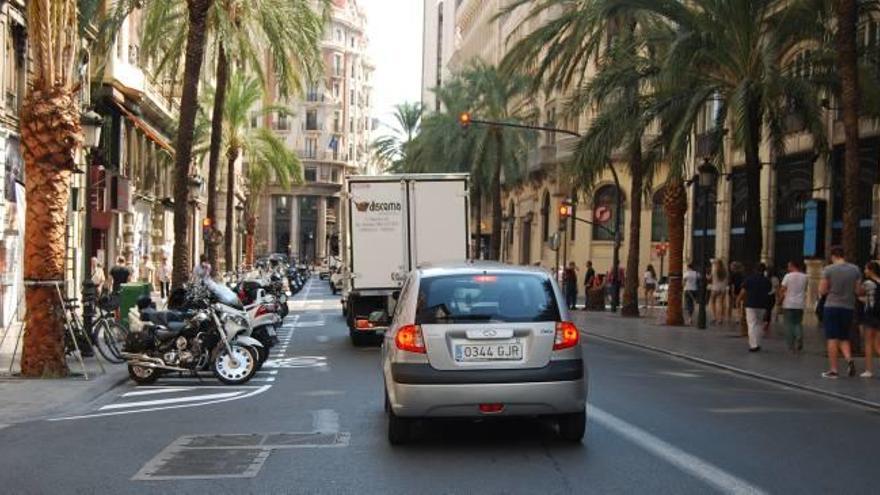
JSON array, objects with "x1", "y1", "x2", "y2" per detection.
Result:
[
  {"x1": 304, "y1": 167, "x2": 317, "y2": 182},
  {"x1": 349, "y1": 117, "x2": 354, "y2": 133},
  {"x1": 305, "y1": 110, "x2": 318, "y2": 131},
  {"x1": 275, "y1": 112, "x2": 290, "y2": 131},
  {"x1": 331, "y1": 169, "x2": 339, "y2": 183},
  {"x1": 336, "y1": 29, "x2": 343, "y2": 42},
  {"x1": 415, "y1": 273, "x2": 561, "y2": 324},
  {"x1": 319, "y1": 166, "x2": 330, "y2": 182},
  {"x1": 306, "y1": 83, "x2": 320, "y2": 102},
  {"x1": 250, "y1": 112, "x2": 258, "y2": 129},
  {"x1": 304, "y1": 138, "x2": 317, "y2": 159},
  {"x1": 540, "y1": 191, "x2": 550, "y2": 242},
  {"x1": 651, "y1": 188, "x2": 668, "y2": 242},
  {"x1": 333, "y1": 111, "x2": 341, "y2": 132},
  {"x1": 332, "y1": 81, "x2": 341, "y2": 98},
  {"x1": 593, "y1": 185, "x2": 625, "y2": 241},
  {"x1": 333, "y1": 54, "x2": 343, "y2": 76},
  {"x1": 350, "y1": 88, "x2": 355, "y2": 106}
]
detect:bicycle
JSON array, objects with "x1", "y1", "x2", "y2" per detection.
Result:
[
  {"x1": 90, "y1": 295, "x2": 128, "y2": 364},
  {"x1": 61, "y1": 298, "x2": 95, "y2": 358}
]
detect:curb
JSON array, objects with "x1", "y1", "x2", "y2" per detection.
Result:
[{"x1": 585, "y1": 331, "x2": 880, "y2": 412}]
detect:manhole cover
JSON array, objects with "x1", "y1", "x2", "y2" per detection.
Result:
[{"x1": 133, "y1": 447, "x2": 269, "y2": 480}]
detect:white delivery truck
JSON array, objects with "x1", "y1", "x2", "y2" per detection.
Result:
[{"x1": 340, "y1": 173, "x2": 470, "y2": 345}]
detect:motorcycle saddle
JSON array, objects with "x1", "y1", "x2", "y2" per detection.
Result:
[
  {"x1": 155, "y1": 322, "x2": 187, "y2": 340},
  {"x1": 141, "y1": 308, "x2": 188, "y2": 327}
]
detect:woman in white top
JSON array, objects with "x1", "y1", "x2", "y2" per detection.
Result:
[
  {"x1": 779, "y1": 260, "x2": 808, "y2": 353},
  {"x1": 643, "y1": 264, "x2": 658, "y2": 310},
  {"x1": 709, "y1": 258, "x2": 729, "y2": 324},
  {"x1": 90, "y1": 257, "x2": 107, "y2": 295}
]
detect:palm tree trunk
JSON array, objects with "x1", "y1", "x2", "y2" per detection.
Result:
[
  {"x1": 621, "y1": 140, "x2": 643, "y2": 317},
  {"x1": 835, "y1": 0, "x2": 861, "y2": 261},
  {"x1": 490, "y1": 130, "x2": 503, "y2": 261},
  {"x1": 664, "y1": 180, "x2": 687, "y2": 326},
  {"x1": 743, "y1": 100, "x2": 763, "y2": 269},
  {"x1": 225, "y1": 147, "x2": 239, "y2": 272},
  {"x1": 19, "y1": 88, "x2": 81, "y2": 377},
  {"x1": 172, "y1": 0, "x2": 213, "y2": 288},
  {"x1": 205, "y1": 45, "x2": 229, "y2": 271},
  {"x1": 245, "y1": 213, "x2": 256, "y2": 266},
  {"x1": 473, "y1": 180, "x2": 482, "y2": 259}
]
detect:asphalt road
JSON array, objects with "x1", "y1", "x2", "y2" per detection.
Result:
[{"x1": 0, "y1": 278, "x2": 877, "y2": 494}]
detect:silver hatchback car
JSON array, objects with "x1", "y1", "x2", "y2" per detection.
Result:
[{"x1": 382, "y1": 262, "x2": 587, "y2": 444}]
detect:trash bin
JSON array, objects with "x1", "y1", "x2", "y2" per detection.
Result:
[{"x1": 119, "y1": 282, "x2": 152, "y2": 326}]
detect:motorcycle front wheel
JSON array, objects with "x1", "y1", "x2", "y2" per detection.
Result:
[
  {"x1": 213, "y1": 345, "x2": 258, "y2": 385},
  {"x1": 128, "y1": 364, "x2": 160, "y2": 385}
]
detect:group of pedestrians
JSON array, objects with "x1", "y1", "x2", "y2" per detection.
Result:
[
  {"x1": 88, "y1": 254, "x2": 172, "y2": 298},
  {"x1": 559, "y1": 260, "x2": 623, "y2": 311}
]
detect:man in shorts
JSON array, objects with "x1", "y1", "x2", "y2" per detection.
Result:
[{"x1": 818, "y1": 245, "x2": 862, "y2": 378}]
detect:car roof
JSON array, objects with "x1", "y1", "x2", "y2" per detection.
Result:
[{"x1": 416, "y1": 261, "x2": 553, "y2": 279}]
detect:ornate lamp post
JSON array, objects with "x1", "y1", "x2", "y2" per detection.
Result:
[
  {"x1": 696, "y1": 158, "x2": 718, "y2": 330},
  {"x1": 80, "y1": 109, "x2": 103, "y2": 337}
]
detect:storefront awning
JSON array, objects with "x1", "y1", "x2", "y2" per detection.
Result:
[{"x1": 111, "y1": 100, "x2": 175, "y2": 155}]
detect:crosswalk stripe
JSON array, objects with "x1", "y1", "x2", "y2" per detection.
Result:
[{"x1": 100, "y1": 391, "x2": 244, "y2": 410}]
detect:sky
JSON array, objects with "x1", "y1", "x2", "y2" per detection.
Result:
[{"x1": 359, "y1": 0, "x2": 424, "y2": 136}]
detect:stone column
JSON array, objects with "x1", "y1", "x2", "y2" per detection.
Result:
[
  {"x1": 715, "y1": 169, "x2": 731, "y2": 262},
  {"x1": 289, "y1": 196, "x2": 299, "y2": 257}
]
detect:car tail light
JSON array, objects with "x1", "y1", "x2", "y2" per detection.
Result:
[
  {"x1": 553, "y1": 321, "x2": 579, "y2": 350},
  {"x1": 479, "y1": 403, "x2": 504, "y2": 414},
  {"x1": 395, "y1": 324, "x2": 426, "y2": 354},
  {"x1": 355, "y1": 319, "x2": 373, "y2": 330}
]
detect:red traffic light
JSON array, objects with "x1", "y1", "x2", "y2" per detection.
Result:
[
  {"x1": 459, "y1": 112, "x2": 472, "y2": 128},
  {"x1": 559, "y1": 204, "x2": 572, "y2": 218}
]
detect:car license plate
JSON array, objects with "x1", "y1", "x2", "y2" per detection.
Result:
[{"x1": 454, "y1": 340, "x2": 523, "y2": 362}]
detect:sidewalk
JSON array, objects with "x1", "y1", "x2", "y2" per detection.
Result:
[
  {"x1": 0, "y1": 323, "x2": 128, "y2": 425},
  {"x1": 572, "y1": 308, "x2": 880, "y2": 410}
]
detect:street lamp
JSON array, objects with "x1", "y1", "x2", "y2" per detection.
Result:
[
  {"x1": 80, "y1": 109, "x2": 104, "y2": 338},
  {"x1": 696, "y1": 158, "x2": 718, "y2": 330}
]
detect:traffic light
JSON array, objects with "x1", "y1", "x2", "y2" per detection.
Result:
[
  {"x1": 202, "y1": 217, "x2": 213, "y2": 240},
  {"x1": 459, "y1": 112, "x2": 471, "y2": 129},
  {"x1": 558, "y1": 201, "x2": 573, "y2": 230}
]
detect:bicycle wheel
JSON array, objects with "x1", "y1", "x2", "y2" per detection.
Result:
[
  {"x1": 103, "y1": 319, "x2": 128, "y2": 361},
  {"x1": 94, "y1": 320, "x2": 126, "y2": 364}
]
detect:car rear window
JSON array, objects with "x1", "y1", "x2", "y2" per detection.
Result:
[{"x1": 415, "y1": 273, "x2": 561, "y2": 324}]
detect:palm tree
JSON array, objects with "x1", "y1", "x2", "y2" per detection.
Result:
[
  {"x1": 833, "y1": 0, "x2": 861, "y2": 261},
  {"x1": 242, "y1": 130, "x2": 302, "y2": 265},
  {"x1": 18, "y1": 0, "x2": 135, "y2": 376},
  {"x1": 142, "y1": 0, "x2": 326, "y2": 273},
  {"x1": 501, "y1": 0, "x2": 661, "y2": 316},
  {"x1": 413, "y1": 62, "x2": 534, "y2": 260},
  {"x1": 372, "y1": 102, "x2": 423, "y2": 172}
]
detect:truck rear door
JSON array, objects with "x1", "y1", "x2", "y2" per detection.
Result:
[{"x1": 408, "y1": 179, "x2": 468, "y2": 267}]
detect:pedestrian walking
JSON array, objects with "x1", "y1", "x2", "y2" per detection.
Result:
[
  {"x1": 683, "y1": 264, "x2": 699, "y2": 325},
  {"x1": 563, "y1": 261, "x2": 579, "y2": 310},
  {"x1": 584, "y1": 261, "x2": 595, "y2": 292},
  {"x1": 859, "y1": 261, "x2": 880, "y2": 378},
  {"x1": 643, "y1": 264, "x2": 658, "y2": 310},
  {"x1": 109, "y1": 255, "x2": 131, "y2": 294},
  {"x1": 194, "y1": 254, "x2": 212, "y2": 281},
  {"x1": 90, "y1": 257, "x2": 109, "y2": 300},
  {"x1": 156, "y1": 256, "x2": 171, "y2": 299},
  {"x1": 818, "y1": 245, "x2": 862, "y2": 378},
  {"x1": 139, "y1": 254, "x2": 154, "y2": 287},
  {"x1": 710, "y1": 258, "x2": 729, "y2": 324},
  {"x1": 740, "y1": 263, "x2": 771, "y2": 352},
  {"x1": 763, "y1": 265, "x2": 780, "y2": 335},
  {"x1": 779, "y1": 260, "x2": 807, "y2": 353}
]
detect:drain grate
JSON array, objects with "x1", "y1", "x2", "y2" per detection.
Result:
[
  {"x1": 263, "y1": 432, "x2": 348, "y2": 447},
  {"x1": 133, "y1": 447, "x2": 269, "y2": 480},
  {"x1": 182, "y1": 434, "x2": 264, "y2": 448},
  {"x1": 133, "y1": 432, "x2": 349, "y2": 481}
]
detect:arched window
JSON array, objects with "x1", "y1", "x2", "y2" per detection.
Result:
[
  {"x1": 593, "y1": 185, "x2": 625, "y2": 241},
  {"x1": 651, "y1": 187, "x2": 668, "y2": 242},
  {"x1": 541, "y1": 191, "x2": 550, "y2": 242}
]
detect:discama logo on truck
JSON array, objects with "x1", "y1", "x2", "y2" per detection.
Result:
[{"x1": 355, "y1": 201, "x2": 402, "y2": 213}]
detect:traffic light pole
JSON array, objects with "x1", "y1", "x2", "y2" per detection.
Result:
[{"x1": 462, "y1": 114, "x2": 624, "y2": 312}]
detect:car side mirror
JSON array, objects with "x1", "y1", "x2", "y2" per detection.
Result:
[{"x1": 391, "y1": 290, "x2": 400, "y2": 301}]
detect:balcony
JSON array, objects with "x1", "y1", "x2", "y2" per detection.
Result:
[
  {"x1": 296, "y1": 149, "x2": 350, "y2": 163},
  {"x1": 304, "y1": 119, "x2": 322, "y2": 132},
  {"x1": 526, "y1": 144, "x2": 557, "y2": 173}
]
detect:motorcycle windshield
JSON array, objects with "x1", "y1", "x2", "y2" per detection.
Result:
[{"x1": 205, "y1": 279, "x2": 244, "y2": 310}]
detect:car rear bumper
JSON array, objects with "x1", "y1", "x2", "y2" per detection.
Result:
[
  {"x1": 391, "y1": 359, "x2": 583, "y2": 384},
  {"x1": 387, "y1": 362, "x2": 587, "y2": 418}
]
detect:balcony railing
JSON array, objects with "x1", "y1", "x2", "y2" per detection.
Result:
[{"x1": 296, "y1": 149, "x2": 350, "y2": 163}]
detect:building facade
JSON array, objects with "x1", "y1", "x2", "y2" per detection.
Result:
[
  {"x1": 421, "y1": 0, "x2": 457, "y2": 112},
  {"x1": 254, "y1": 0, "x2": 374, "y2": 263},
  {"x1": 426, "y1": 0, "x2": 880, "y2": 307}
]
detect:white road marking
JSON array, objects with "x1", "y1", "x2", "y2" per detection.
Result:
[
  {"x1": 100, "y1": 391, "x2": 244, "y2": 410},
  {"x1": 123, "y1": 388, "x2": 199, "y2": 397},
  {"x1": 315, "y1": 335, "x2": 329, "y2": 343},
  {"x1": 589, "y1": 406, "x2": 767, "y2": 495},
  {"x1": 50, "y1": 385, "x2": 272, "y2": 421}
]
